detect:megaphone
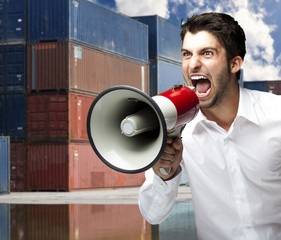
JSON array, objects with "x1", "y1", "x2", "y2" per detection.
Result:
[{"x1": 87, "y1": 85, "x2": 199, "y2": 175}]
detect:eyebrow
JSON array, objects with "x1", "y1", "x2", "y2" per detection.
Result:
[{"x1": 181, "y1": 47, "x2": 218, "y2": 53}]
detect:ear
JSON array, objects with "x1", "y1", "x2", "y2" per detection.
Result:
[{"x1": 230, "y1": 56, "x2": 243, "y2": 74}]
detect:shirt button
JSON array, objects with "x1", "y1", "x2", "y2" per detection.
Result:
[
  {"x1": 231, "y1": 166, "x2": 237, "y2": 172},
  {"x1": 153, "y1": 202, "x2": 159, "y2": 208}
]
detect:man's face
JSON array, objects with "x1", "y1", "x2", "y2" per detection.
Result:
[{"x1": 181, "y1": 31, "x2": 232, "y2": 109}]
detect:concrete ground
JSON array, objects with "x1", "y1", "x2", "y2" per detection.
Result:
[{"x1": 0, "y1": 186, "x2": 192, "y2": 205}]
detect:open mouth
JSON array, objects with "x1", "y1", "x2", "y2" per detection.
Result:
[{"x1": 190, "y1": 75, "x2": 211, "y2": 99}]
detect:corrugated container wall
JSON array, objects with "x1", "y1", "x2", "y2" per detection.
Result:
[
  {"x1": 26, "y1": 42, "x2": 149, "y2": 94},
  {"x1": 0, "y1": 94, "x2": 26, "y2": 141},
  {"x1": 0, "y1": 0, "x2": 26, "y2": 43},
  {"x1": 133, "y1": 15, "x2": 182, "y2": 63},
  {"x1": 27, "y1": 0, "x2": 148, "y2": 64},
  {"x1": 10, "y1": 142, "x2": 26, "y2": 191},
  {"x1": 150, "y1": 59, "x2": 184, "y2": 95},
  {"x1": 0, "y1": 136, "x2": 10, "y2": 194},
  {"x1": 0, "y1": 44, "x2": 26, "y2": 93},
  {"x1": 27, "y1": 142, "x2": 145, "y2": 191},
  {"x1": 244, "y1": 81, "x2": 268, "y2": 92},
  {"x1": 27, "y1": 92, "x2": 95, "y2": 141}
]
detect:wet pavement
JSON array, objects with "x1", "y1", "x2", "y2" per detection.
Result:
[{"x1": 0, "y1": 186, "x2": 198, "y2": 240}]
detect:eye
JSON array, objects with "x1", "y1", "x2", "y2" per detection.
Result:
[
  {"x1": 203, "y1": 51, "x2": 213, "y2": 56},
  {"x1": 182, "y1": 51, "x2": 191, "y2": 58}
]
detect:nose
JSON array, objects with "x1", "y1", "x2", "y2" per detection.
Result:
[{"x1": 189, "y1": 55, "x2": 202, "y2": 72}]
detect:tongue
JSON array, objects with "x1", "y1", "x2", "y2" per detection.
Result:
[{"x1": 196, "y1": 79, "x2": 211, "y2": 93}]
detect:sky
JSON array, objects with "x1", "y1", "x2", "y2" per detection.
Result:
[{"x1": 93, "y1": 0, "x2": 281, "y2": 81}]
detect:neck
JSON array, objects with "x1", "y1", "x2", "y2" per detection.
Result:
[{"x1": 202, "y1": 85, "x2": 240, "y2": 132}]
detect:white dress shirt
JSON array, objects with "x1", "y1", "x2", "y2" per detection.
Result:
[{"x1": 139, "y1": 87, "x2": 281, "y2": 239}]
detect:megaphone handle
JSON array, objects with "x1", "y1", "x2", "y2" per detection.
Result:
[
  {"x1": 159, "y1": 167, "x2": 172, "y2": 175},
  {"x1": 159, "y1": 126, "x2": 185, "y2": 176}
]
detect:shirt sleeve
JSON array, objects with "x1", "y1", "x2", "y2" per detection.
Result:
[{"x1": 138, "y1": 168, "x2": 182, "y2": 224}]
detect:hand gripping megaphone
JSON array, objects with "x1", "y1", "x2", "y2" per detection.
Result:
[{"x1": 87, "y1": 85, "x2": 199, "y2": 175}]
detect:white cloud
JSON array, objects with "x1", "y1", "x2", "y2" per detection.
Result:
[
  {"x1": 115, "y1": 0, "x2": 170, "y2": 18},
  {"x1": 243, "y1": 55, "x2": 281, "y2": 80},
  {"x1": 225, "y1": 1, "x2": 281, "y2": 80}
]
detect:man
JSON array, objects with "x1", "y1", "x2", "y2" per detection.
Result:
[{"x1": 138, "y1": 12, "x2": 281, "y2": 239}]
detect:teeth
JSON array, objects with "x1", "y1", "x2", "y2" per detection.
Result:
[
  {"x1": 191, "y1": 75, "x2": 207, "y2": 80},
  {"x1": 196, "y1": 88, "x2": 211, "y2": 96}
]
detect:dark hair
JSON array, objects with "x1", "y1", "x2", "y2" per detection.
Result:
[{"x1": 181, "y1": 13, "x2": 246, "y2": 81}]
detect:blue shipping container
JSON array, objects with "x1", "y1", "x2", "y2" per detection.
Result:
[
  {"x1": 0, "y1": 94, "x2": 26, "y2": 141},
  {"x1": 244, "y1": 81, "x2": 268, "y2": 92},
  {"x1": 0, "y1": 0, "x2": 26, "y2": 43},
  {"x1": 27, "y1": 0, "x2": 148, "y2": 64},
  {"x1": 150, "y1": 59, "x2": 184, "y2": 95},
  {"x1": 0, "y1": 136, "x2": 10, "y2": 194},
  {"x1": 0, "y1": 44, "x2": 26, "y2": 93},
  {"x1": 133, "y1": 15, "x2": 182, "y2": 63}
]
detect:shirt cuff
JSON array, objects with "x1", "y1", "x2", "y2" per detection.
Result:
[{"x1": 152, "y1": 169, "x2": 182, "y2": 194}]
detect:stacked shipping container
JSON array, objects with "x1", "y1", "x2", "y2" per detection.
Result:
[
  {"x1": 1, "y1": 0, "x2": 148, "y2": 191},
  {"x1": 133, "y1": 15, "x2": 184, "y2": 95},
  {"x1": 26, "y1": 42, "x2": 149, "y2": 94},
  {"x1": 0, "y1": 0, "x2": 26, "y2": 191}
]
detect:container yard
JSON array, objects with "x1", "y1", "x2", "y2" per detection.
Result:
[
  {"x1": 0, "y1": 0, "x2": 150, "y2": 192},
  {"x1": 0, "y1": 0, "x2": 280, "y2": 193}
]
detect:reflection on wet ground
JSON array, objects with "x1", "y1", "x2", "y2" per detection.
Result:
[{"x1": 0, "y1": 203, "x2": 197, "y2": 240}]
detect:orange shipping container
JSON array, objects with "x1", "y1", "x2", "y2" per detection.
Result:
[
  {"x1": 27, "y1": 42, "x2": 150, "y2": 94},
  {"x1": 27, "y1": 92, "x2": 95, "y2": 141},
  {"x1": 27, "y1": 142, "x2": 145, "y2": 191}
]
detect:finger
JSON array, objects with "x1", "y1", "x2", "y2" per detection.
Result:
[
  {"x1": 166, "y1": 137, "x2": 173, "y2": 144},
  {"x1": 160, "y1": 151, "x2": 175, "y2": 162},
  {"x1": 155, "y1": 158, "x2": 173, "y2": 168},
  {"x1": 163, "y1": 144, "x2": 175, "y2": 155},
  {"x1": 171, "y1": 137, "x2": 183, "y2": 151}
]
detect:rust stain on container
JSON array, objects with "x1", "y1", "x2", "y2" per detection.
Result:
[
  {"x1": 27, "y1": 92, "x2": 95, "y2": 141},
  {"x1": 27, "y1": 42, "x2": 150, "y2": 94},
  {"x1": 27, "y1": 142, "x2": 145, "y2": 191}
]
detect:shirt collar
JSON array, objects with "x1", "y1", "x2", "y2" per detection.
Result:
[
  {"x1": 192, "y1": 86, "x2": 259, "y2": 131},
  {"x1": 236, "y1": 86, "x2": 259, "y2": 125}
]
